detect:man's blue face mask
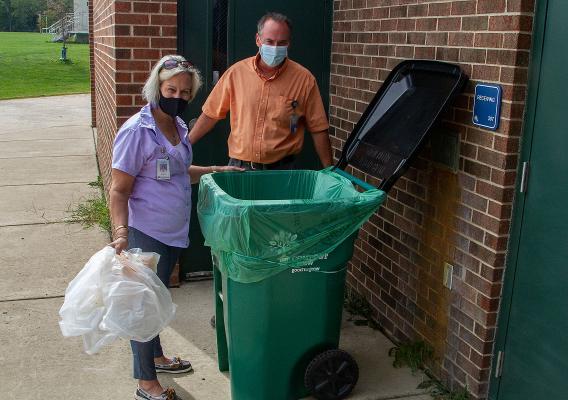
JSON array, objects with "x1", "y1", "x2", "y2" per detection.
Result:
[{"x1": 259, "y1": 44, "x2": 288, "y2": 67}]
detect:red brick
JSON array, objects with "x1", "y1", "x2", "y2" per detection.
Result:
[
  {"x1": 451, "y1": 1, "x2": 476, "y2": 15},
  {"x1": 489, "y1": 15, "x2": 533, "y2": 32},
  {"x1": 132, "y1": 72, "x2": 149, "y2": 83},
  {"x1": 493, "y1": 136, "x2": 519, "y2": 153},
  {"x1": 438, "y1": 17, "x2": 461, "y2": 31},
  {"x1": 115, "y1": 72, "x2": 132, "y2": 83},
  {"x1": 474, "y1": 32, "x2": 503, "y2": 48},
  {"x1": 133, "y1": 2, "x2": 160, "y2": 13},
  {"x1": 472, "y1": 64, "x2": 500, "y2": 81},
  {"x1": 115, "y1": 36, "x2": 149, "y2": 48},
  {"x1": 133, "y1": 49, "x2": 161, "y2": 60},
  {"x1": 415, "y1": 46, "x2": 436, "y2": 59},
  {"x1": 114, "y1": 48, "x2": 131, "y2": 59},
  {"x1": 459, "y1": 48, "x2": 487, "y2": 63},
  {"x1": 463, "y1": 160, "x2": 491, "y2": 180},
  {"x1": 417, "y1": 18, "x2": 437, "y2": 31},
  {"x1": 407, "y1": 32, "x2": 426, "y2": 45},
  {"x1": 389, "y1": 5, "x2": 407, "y2": 18},
  {"x1": 397, "y1": 18, "x2": 416, "y2": 31},
  {"x1": 114, "y1": 13, "x2": 149, "y2": 25},
  {"x1": 115, "y1": 25, "x2": 130, "y2": 35},
  {"x1": 503, "y1": 33, "x2": 532, "y2": 50},
  {"x1": 429, "y1": 2, "x2": 451, "y2": 16},
  {"x1": 114, "y1": 1, "x2": 131, "y2": 12},
  {"x1": 117, "y1": 106, "x2": 141, "y2": 117},
  {"x1": 462, "y1": 15, "x2": 489, "y2": 31},
  {"x1": 408, "y1": 4, "x2": 428, "y2": 17},
  {"x1": 476, "y1": 293, "x2": 500, "y2": 312},
  {"x1": 133, "y1": 25, "x2": 160, "y2": 36},
  {"x1": 151, "y1": 37, "x2": 177, "y2": 48},
  {"x1": 506, "y1": 0, "x2": 535, "y2": 13},
  {"x1": 476, "y1": 180, "x2": 515, "y2": 203},
  {"x1": 151, "y1": 14, "x2": 177, "y2": 26},
  {"x1": 477, "y1": 0, "x2": 506, "y2": 14},
  {"x1": 436, "y1": 47, "x2": 460, "y2": 62},
  {"x1": 448, "y1": 32, "x2": 474, "y2": 47},
  {"x1": 483, "y1": 232, "x2": 508, "y2": 252},
  {"x1": 116, "y1": 83, "x2": 143, "y2": 95},
  {"x1": 116, "y1": 59, "x2": 151, "y2": 71},
  {"x1": 426, "y1": 32, "x2": 448, "y2": 46},
  {"x1": 490, "y1": 169, "x2": 517, "y2": 187},
  {"x1": 116, "y1": 95, "x2": 133, "y2": 106}
]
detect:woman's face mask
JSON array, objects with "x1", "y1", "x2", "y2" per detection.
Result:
[
  {"x1": 259, "y1": 44, "x2": 288, "y2": 67},
  {"x1": 159, "y1": 94, "x2": 188, "y2": 118}
]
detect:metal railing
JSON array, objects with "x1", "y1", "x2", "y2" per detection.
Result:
[{"x1": 41, "y1": 11, "x2": 88, "y2": 36}]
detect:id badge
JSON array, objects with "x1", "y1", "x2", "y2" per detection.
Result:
[
  {"x1": 156, "y1": 158, "x2": 171, "y2": 180},
  {"x1": 290, "y1": 114, "x2": 300, "y2": 134}
]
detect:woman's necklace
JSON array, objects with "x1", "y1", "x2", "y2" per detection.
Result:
[{"x1": 167, "y1": 131, "x2": 179, "y2": 145}]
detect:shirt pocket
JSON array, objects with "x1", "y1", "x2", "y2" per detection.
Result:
[
  {"x1": 267, "y1": 95, "x2": 296, "y2": 129},
  {"x1": 168, "y1": 150, "x2": 187, "y2": 177},
  {"x1": 137, "y1": 146, "x2": 164, "y2": 178}
]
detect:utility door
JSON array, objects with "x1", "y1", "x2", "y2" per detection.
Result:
[
  {"x1": 490, "y1": 1, "x2": 568, "y2": 399},
  {"x1": 177, "y1": 1, "x2": 332, "y2": 277}
]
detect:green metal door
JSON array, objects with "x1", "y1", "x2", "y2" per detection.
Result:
[
  {"x1": 490, "y1": 1, "x2": 568, "y2": 399},
  {"x1": 177, "y1": 1, "x2": 332, "y2": 278}
]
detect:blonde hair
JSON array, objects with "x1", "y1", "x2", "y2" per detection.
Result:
[{"x1": 142, "y1": 55, "x2": 202, "y2": 107}]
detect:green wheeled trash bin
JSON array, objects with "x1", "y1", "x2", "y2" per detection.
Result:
[
  {"x1": 198, "y1": 169, "x2": 386, "y2": 400},
  {"x1": 197, "y1": 60, "x2": 467, "y2": 400}
]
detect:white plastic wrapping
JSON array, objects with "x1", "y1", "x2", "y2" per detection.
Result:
[{"x1": 58, "y1": 247, "x2": 176, "y2": 354}]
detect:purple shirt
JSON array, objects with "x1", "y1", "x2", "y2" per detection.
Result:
[{"x1": 112, "y1": 104, "x2": 192, "y2": 248}]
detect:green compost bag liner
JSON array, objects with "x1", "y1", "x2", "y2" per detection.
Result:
[{"x1": 197, "y1": 167, "x2": 386, "y2": 283}]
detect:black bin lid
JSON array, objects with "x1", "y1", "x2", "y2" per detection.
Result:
[{"x1": 336, "y1": 60, "x2": 468, "y2": 192}]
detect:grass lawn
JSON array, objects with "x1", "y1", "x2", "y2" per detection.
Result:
[{"x1": 0, "y1": 32, "x2": 90, "y2": 100}]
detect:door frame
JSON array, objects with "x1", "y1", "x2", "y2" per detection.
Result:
[{"x1": 488, "y1": 1, "x2": 549, "y2": 398}]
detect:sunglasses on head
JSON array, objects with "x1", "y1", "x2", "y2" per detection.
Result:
[{"x1": 162, "y1": 59, "x2": 193, "y2": 70}]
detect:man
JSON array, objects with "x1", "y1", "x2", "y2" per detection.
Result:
[{"x1": 189, "y1": 12, "x2": 333, "y2": 170}]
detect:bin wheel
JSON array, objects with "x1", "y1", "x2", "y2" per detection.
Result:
[{"x1": 304, "y1": 349, "x2": 359, "y2": 400}]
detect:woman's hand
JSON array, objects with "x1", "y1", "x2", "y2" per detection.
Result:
[
  {"x1": 189, "y1": 165, "x2": 245, "y2": 184},
  {"x1": 108, "y1": 236, "x2": 128, "y2": 254}
]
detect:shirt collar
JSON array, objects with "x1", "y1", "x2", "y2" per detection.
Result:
[
  {"x1": 253, "y1": 53, "x2": 288, "y2": 81},
  {"x1": 140, "y1": 103, "x2": 189, "y2": 145}
]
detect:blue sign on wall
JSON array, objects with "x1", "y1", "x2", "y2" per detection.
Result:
[{"x1": 472, "y1": 84, "x2": 501, "y2": 130}]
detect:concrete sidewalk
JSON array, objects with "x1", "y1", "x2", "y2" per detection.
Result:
[{"x1": 0, "y1": 95, "x2": 430, "y2": 400}]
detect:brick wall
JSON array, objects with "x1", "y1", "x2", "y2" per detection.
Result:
[
  {"x1": 90, "y1": 0, "x2": 177, "y2": 191},
  {"x1": 88, "y1": 0, "x2": 95, "y2": 127},
  {"x1": 330, "y1": 1, "x2": 535, "y2": 398}
]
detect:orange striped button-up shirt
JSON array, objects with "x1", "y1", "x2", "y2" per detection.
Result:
[{"x1": 202, "y1": 55, "x2": 329, "y2": 164}]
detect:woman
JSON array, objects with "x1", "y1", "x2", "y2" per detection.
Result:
[{"x1": 109, "y1": 55, "x2": 242, "y2": 400}]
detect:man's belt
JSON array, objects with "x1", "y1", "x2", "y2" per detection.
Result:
[{"x1": 232, "y1": 154, "x2": 296, "y2": 170}]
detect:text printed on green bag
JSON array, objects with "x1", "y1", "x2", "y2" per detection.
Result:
[{"x1": 291, "y1": 266, "x2": 321, "y2": 274}]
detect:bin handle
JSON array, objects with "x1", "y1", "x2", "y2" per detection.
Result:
[{"x1": 332, "y1": 168, "x2": 376, "y2": 191}]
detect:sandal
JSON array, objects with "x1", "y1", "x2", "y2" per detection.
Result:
[
  {"x1": 135, "y1": 387, "x2": 181, "y2": 400},
  {"x1": 155, "y1": 356, "x2": 193, "y2": 374}
]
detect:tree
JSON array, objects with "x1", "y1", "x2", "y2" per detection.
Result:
[
  {"x1": 0, "y1": 0, "x2": 14, "y2": 31},
  {"x1": 12, "y1": 0, "x2": 44, "y2": 31},
  {"x1": 0, "y1": 0, "x2": 70, "y2": 32}
]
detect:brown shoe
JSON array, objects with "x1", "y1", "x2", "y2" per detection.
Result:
[
  {"x1": 135, "y1": 387, "x2": 182, "y2": 400},
  {"x1": 155, "y1": 356, "x2": 193, "y2": 374}
]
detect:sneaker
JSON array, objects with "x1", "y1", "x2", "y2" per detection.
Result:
[
  {"x1": 155, "y1": 356, "x2": 193, "y2": 374},
  {"x1": 135, "y1": 387, "x2": 181, "y2": 400}
]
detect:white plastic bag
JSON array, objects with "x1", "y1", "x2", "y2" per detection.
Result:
[{"x1": 59, "y1": 247, "x2": 176, "y2": 354}]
